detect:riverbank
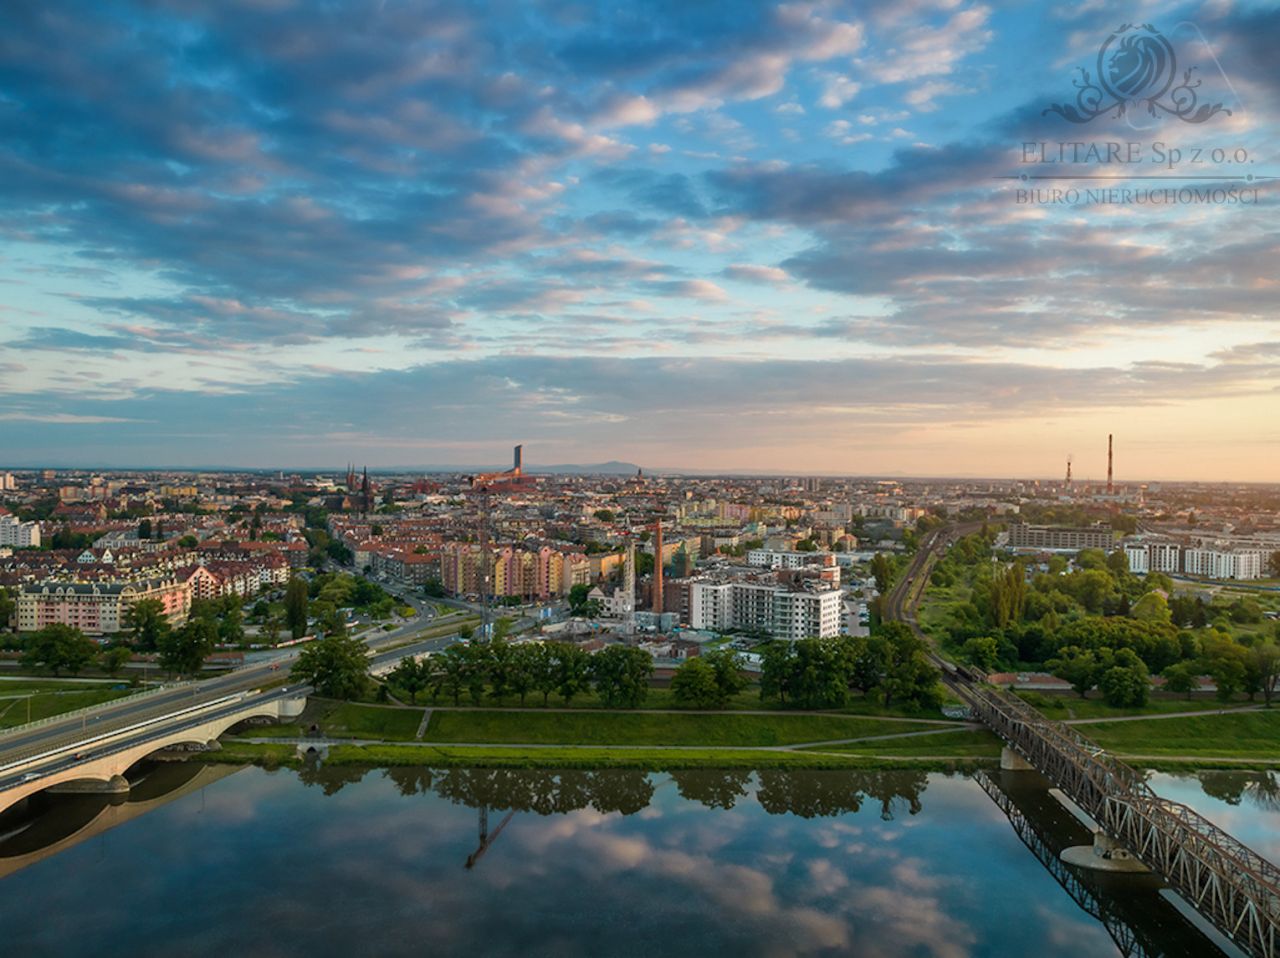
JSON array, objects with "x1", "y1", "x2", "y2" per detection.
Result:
[{"x1": 197, "y1": 698, "x2": 1280, "y2": 773}]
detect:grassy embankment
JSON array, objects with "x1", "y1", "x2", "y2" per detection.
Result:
[
  {"x1": 214, "y1": 699, "x2": 1280, "y2": 770},
  {"x1": 0, "y1": 686, "x2": 137, "y2": 729}
]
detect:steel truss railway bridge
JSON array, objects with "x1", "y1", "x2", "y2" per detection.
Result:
[{"x1": 892, "y1": 525, "x2": 1280, "y2": 958}]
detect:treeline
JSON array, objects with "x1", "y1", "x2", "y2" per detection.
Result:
[
  {"x1": 297, "y1": 765, "x2": 932, "y2": 819},
  {"x1": 757, "y1": 623, "x2": 942, "y2": 711},
  {"x1": 931, "y1": 534, "x2": 1280, "y2": 707},
  {"x1": 386, "y1": 641, "x2": 655, "y2": 709}
]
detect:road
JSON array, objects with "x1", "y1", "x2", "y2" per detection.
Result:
[{"x1": 0, "y1": 597, "x2": 472, "y2": 769}]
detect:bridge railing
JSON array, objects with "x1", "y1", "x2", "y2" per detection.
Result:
[
  {"x1": 965, "y1": 682, "x2": 1280, "y2": 958},
  {"x1": 0, "y1": 681, "x2": 195, "y2": 742}
]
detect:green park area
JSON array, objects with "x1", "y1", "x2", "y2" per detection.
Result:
[{"x1": 0, "y1": 683, "x2": 138, "y2": 729}]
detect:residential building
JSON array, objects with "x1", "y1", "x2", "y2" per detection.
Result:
[
  {"x1": 1007, "y1": 523, "x2": 1113, "y2": 552},
  {"x1": 0, "y1": 514, "x2": 40, "y2": 548},
  {"x1": 17, "y1": 577, "x2": 190, "y2": 635}
]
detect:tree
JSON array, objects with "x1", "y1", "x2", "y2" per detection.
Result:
[
  {"x1": 23, "y1": 624, "x2": 97, "y2": 676},
  {"x1": 871, "y1": 623, "x2": 942, "y2": 709},
  {"x1": 671, "y1": 657, "x2": 722, "y2": 709},
  {"x1": 986, "y1": 564, "x2": 1027, "y2": 629},
  {"x1": 390, "y1": 657, "x2": 428, "y2": 704},
  {"x1": 1048, "y1": 646, "x2": 1106, "y2": 698},
  {"x1": 158, "y1": 618, "x2": 217, "y2": 676},
  {"x1": 125, "y1": 598, "x2": 170, "y2": 653},
  {"x1": 1269, "y1": 551, "x2": 1280, "y2": 579},
  {"x1": 508, "y1": 643, "x2": 538, "y2": 706},
  {"x1": 591, "y1": 645, "x2": 653, "y2": 708},
  {"x1": 487, "y1": 639, "x2": 513, "y2": 704},
  {"x1": 218, "y1": 597, "x2": 245, "y2": 645},
  {"x1": 178, "y1": 534, "x2": 199, "y2": 548},
  {"x1": 759, "y1": 640, "x2": 796, "y2": 705},
  {"x1": 961, "y1": 636, "x2": 999, "y2": 672},
  {"x1": 99, "y1": 644, "x2": 132, "y2": 677},
  {"x1": 567, "y1": 583, "x2": 593, "y2": 615},
  {"x1": 137, "y1": 518, "x2": 152, "y2": 540},
  {"x1": 291, "y1": 633, "x2": 370, "y2": 699},
  {"x1": 554, "y1": 643, "x2": 592, "y2": 705},
  {"x1": 1099, "y1": 652, "x2": 1149, "y2": 708},
  {"x1": 1200, "y1": 635, "x2": 1249, "y2": 703},
  {"x1": 1131, "y1": 592, "x2": 1172, "y2": 625},
  {"x1": 285, "y1": 577, "x2": 309, "y2": 640},
  {"x1": 0, "y1": 586, "x2": 14, "y2": 631},
  {"x1": 1249, "y1": 641, "x2": 1280, "y2": 707},
  {"x1": 869, "y1": 553, "x2": 894, "y2": 594},
  {"x1": 703, "y1": 648, "x2": 748, "y2": 703},
  {"x1": 1162, "y1": 661, "x2": 1199, "y2": 700},
  {"x1": 434, "y1": 646, "x2": 470, "y2": 706}
]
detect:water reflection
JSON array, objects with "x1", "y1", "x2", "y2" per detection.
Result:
[
  {"x1": 0, "y1": 763, "x2": 1262, "y2": 958},
  {"x1": 293, "y1": 761, "x2": 929, "y2": 821},
  {"x1": 1197, "y1": 770, "x2": 1280, "y2": 811}
]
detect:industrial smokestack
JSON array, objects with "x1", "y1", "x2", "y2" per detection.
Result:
[
  {"x1": 652, "y1": 520, "x2": 664, "y2": 615},
  {"x1": 1106, "y1": 434, "x2": 1113, "y2": 494}
]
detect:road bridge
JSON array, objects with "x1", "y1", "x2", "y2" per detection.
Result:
[
  {"x1": 0, "y1": 623, "x2": 465, "y2": 818},
  {"x1": 0, "y1": 684, "x2": 308, "y2": 817},
  {"x1": 891, "y1": 524, "x2": 1280, "y2": 958}
]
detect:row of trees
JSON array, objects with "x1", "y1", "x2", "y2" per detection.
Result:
[
  {"x1": 19, "y1": 618, "x2": 212, "y2": 678},
  {"x1": 381, "y1": 641, "x2": 656, "y2": 708},
  {"x1": 758, "y1": 624, "x2": 943, "y2": 710}
]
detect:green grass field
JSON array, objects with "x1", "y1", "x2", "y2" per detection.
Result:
[
  {"x1": 1016, "y1": 692, "x2": 1259, "y2": 721},
  {"x1": 1076, "y1": 710, "x2": 1280, "y2": 759},
  {"x1": 423, "y1": 710, "x2": 930, "y2": 747},
  {"x1": 0, "y1": 678, "x2": 125, "y2": 695},
  {"x1": 314, "y1": 743, "x2": 984, "y2": 771},
  {"x1": 0, "y1": 687, "x2": 137, "y2": 728},
  {"x1": 393, "y1": 683, "x2": 952, "y2": 719},
  {"x1": 809, "y1": 728, "x2": 1003, "y2": 758}
]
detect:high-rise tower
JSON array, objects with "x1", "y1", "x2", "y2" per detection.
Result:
[
  {"x1": 623, "y1": 538, "x2": 636, "y2": 634},
  {"x1": 1065, "y1": 455, "x2": 1073, "y2": 487},
  {"x1": 651, "y1": 520, "x2": 664, "y2": 614},
  {"x1": 1106, "y1": 435, "x2": 1114, "y2": 495}
]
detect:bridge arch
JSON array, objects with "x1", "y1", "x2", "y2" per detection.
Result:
[{"x1": 0, "y1": 695, "x2": 303, "y2": 817}]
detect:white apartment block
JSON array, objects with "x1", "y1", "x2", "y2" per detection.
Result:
[
  {"x1": 747, "y1": 549, "x2": 823, "y2": 570},
  {"x1": 771, "y1": 588, "x2": 842, "y2": 641},
  {"x1": 1149, "y1": 542, "x2": 1182, "y2": 573},
  {"x1": 0, "y1": 514, "x2": 40, "y2": 548},
  {"x1": 1123, "y1": 538, "x2": 1266, "y2": 581},
  {"x1": 1123, "y1": 545, "x2": 1150, "y2": 574},
  {"x1": 1183, "y1": 548, "x2": 1265, "y2": 581},
  {"x1": 688, "y1": 579, "x2": 842, "y2": 640}
]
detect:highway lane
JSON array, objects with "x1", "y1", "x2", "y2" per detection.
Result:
[
  {"x1": 0, "y1": 631, "x2": 469, "y2": 787},
  {"x1": 0, "y1": 603, "x2": 474, "y2": 766}
]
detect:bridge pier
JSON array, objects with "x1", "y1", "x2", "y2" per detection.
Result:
[
  {"x1": 1061, "y1": 831, "x2": 1149, "y2": 873},
  {"x1": 46, "y1": 775, "x2": 131, "y2": 796},
  {"x1": 999, "y1": 746, "x2": 1034, "y2": 771}
]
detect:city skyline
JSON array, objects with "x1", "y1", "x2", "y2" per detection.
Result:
[{"x1": 1, "y1": 1, "x2": 1278, "y2": 480}]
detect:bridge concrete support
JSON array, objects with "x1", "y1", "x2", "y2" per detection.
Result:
[
  {"x1": 0, "y1": 693, "x2": 308, "y2": 818},
  {"x1": 1062, "y1": 831, "x2": 1150, "y2": 873},
  {"x1": 46, "y1": 775, "x2": 131, "y2": 796},
  {"x1": 1000, "y1": 746, "x2": 1034, "y2": 771}
]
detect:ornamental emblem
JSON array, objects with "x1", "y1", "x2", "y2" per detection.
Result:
[{"x1": 1044, "y1": 23, "x2": 1230, "y2": 123}]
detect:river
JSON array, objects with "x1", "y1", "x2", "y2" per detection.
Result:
[{"x1": 1, "y1": 762, "x2": 1276, "y2": 957}]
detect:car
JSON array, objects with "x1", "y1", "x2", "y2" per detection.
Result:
[{"x1": 19, "y1": 772, "x2": 41, "y2": 783}]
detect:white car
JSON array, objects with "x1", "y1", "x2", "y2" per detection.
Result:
[{"x1": 19, "y1": 772, "x2": 41, "y2": 783}]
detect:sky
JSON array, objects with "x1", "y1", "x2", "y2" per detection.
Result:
[{"x1": 0, "y1": 0, "x2": 1277, "y2": 480}]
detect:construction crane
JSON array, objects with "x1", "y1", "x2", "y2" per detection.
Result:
[{"x1": 466, "y1": 445, "x2": 524, "y2": 638}]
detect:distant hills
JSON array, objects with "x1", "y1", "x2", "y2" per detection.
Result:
[
  {"x1": 526, "y1": 460, "x2": 641, "y2": 475},
  {"x1": 414, "y1": 460, "x2": 643, "y2": 476}
]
